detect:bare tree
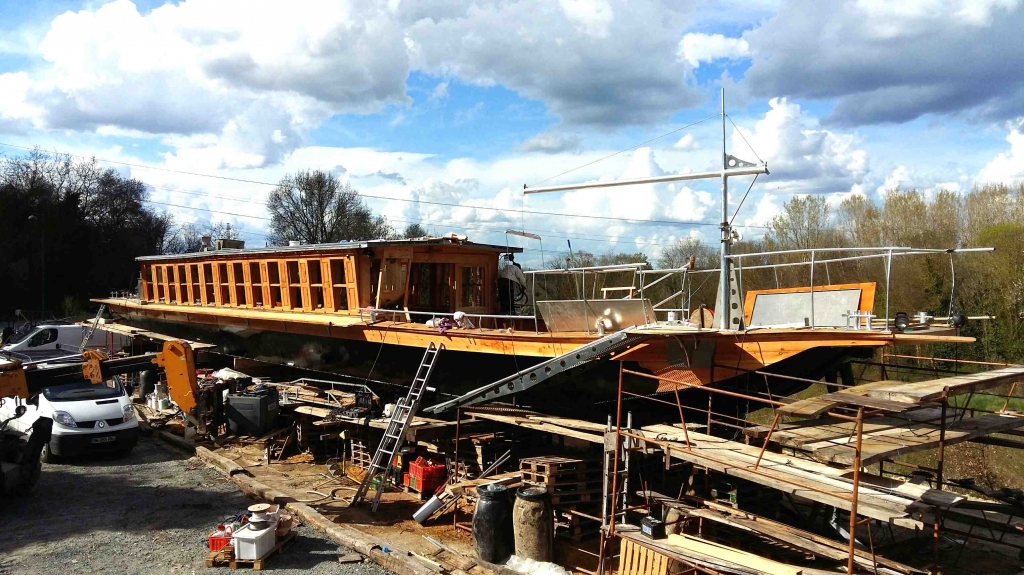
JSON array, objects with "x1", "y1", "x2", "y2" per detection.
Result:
[
  {"x1": 266, "y1": 170, "x2": 392, "y2": 245},
  {"x1": 162, "y1": 220, "x2": 241, "y2": 254}
]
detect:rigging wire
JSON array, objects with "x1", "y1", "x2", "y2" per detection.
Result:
[
  {"x1": 726, "y1": 114, "x2": 764, "y2": 164},
  {"x1": 526, "y1": 113, "x2": 720, "y2": 187}
]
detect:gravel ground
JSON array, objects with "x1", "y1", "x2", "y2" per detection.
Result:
[{"x1": 0, "y1": 436, "x2": 393, "y2": 575}]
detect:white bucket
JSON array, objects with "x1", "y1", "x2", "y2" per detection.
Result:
[{"x1": 667, "y1": 311, "x2": 677, "y2": 322}]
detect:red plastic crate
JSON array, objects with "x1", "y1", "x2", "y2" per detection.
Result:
[
  {"x1": 208, "y1": 533, "x2": 230, "y2": 552},
  {"x1": 403, "y1": 472, "x2": 410, "y2": 486},
  {"x1": 409, "y1": 457, "x2": 445, "y2": 493}
]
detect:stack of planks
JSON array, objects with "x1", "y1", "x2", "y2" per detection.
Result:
[
  {"x1": 757, "y1": 367, "x2": 1024, "y2": 467},
  {"x1": 748, "y1": 407, "x2": 1024, "y2": 466},
  {"x1": 639, "y1": 423, "x2": 936, "y2": 528}
]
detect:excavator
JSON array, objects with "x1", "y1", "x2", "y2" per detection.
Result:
[{"x1": 0, "y1": 340, "x2": 200, "y2": 499}]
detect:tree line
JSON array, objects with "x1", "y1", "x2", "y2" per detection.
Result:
[
  {"x1": 0, "y1": 159, "x2": 426, "y2": 320},
  {"x1": 3, "y1": 148, "x2": 1020, "y2": 364}
]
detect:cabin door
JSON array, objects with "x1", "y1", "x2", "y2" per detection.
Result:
[{"x1": 375, "y1": 247, "x2": 413, "y2": 317}]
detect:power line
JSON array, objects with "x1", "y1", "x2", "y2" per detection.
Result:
[{"x1": 0, "y1": 138, "x2": 770, "y2": 230}]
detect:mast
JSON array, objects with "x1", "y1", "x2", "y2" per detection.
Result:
[
  {"x1": 523, "y1": 89, "x2": 768, "y2": 331},
  {"x1": 718, "y1": 88, "x2": 730, "y2": 330}
]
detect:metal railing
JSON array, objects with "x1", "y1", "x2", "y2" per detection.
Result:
[{"x1": 357, "y1": 307, "x2": 541, "y2": 334}]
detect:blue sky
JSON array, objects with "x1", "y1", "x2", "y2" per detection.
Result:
[{"x1": 1, "y1": 0, "x2": 1022, "y2": 265}]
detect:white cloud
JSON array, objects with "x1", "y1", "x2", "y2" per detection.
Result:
[
  {"x1": 672, "y1": 133, "x2": 700, "y2": 151},
  {"x1": 743, "y1": 194, "x2": 780, "y2": 228},
  {"x1": 978, "y1": 126, "x2": 1024, "y2": 183},
  {"x1": 431, "y1": 81, "x2": 449, "y2": 100},
  {"x1": 732, "y1": 98, "x2": 869, "y2": 193},
  {"x1": 407, "y1": 0, "x2": 702, "y2": 127},
  {"x1": 743, "y1": 0, "x2": 1024, "y2": 125},
  {"x1": 517, "y1": 133, "x2": 582, "y2": 154},
  {"x1": 876, "y1": 165, "x2": 911, "y2": 197},
  {"x1": 559, "y1": 0, "x2": 615, "y2": 38},
  {"x1": 677, "y1": 33, "x2": 750, "y2": 68}
]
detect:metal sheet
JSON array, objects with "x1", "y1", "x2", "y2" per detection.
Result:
[
  {"x1": 536, "y1": 299, "x2": 656, "y2": 332},
  {"x1": 748, "y1": 289, "x2": 862, "y2": 328}
]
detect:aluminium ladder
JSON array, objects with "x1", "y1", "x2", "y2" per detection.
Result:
[
  {"x1": 79, "y1": 304, "x2": 107, "y2": 353},
  {"x1": 350, "y1": 342, "x2": 443, "y2": 511}
]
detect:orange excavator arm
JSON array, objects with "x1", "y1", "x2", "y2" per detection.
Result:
[{"x1": 151, "y1": 340, "x2": 199, "y2": 414}]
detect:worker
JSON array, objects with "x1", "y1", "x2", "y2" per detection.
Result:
[{"x1": 497, "y1": 254, "x2": 527, "y2": 315}]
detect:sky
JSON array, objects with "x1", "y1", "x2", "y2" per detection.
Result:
[{"x1": 1, "y1": 0, "x2": 1023, "y2": 266}]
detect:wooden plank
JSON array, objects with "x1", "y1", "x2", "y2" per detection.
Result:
[
  {"x1": 818, "y1": 391, "x2": 922, "y2": 412},
  {"x1": 777, "y1": 397, "x2": 836, "y2": 418},
  {"x1": 663, "y1": 533, "x2": 802, "y2": 575},
  {"x1": 809, "y1": 413, "x2": 1024, "y2": 466},
  {"x1": 860, "y1": 367, "x2": 1024, "y2": 404},
  {"x1": 639, "y1": 424, "x2": 928, "y2": 526},
  {"x1": 686, "y1": 502, "x2": 925, "y2": 574}
]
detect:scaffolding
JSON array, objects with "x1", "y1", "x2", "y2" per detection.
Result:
[{"x1": 595, "y1": 358, "x2": 1024, "y2": 575}]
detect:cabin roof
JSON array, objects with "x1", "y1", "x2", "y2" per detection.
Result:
[{"x1": 136, "y1": 236, "x2": 523, "y2": 262}]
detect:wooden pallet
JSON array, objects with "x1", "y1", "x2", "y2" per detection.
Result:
[
  {"x1": 521, "y1": 469, "x2": 602, "y2": 485},
  {"x1": 519, "y1": 456, "x2": 595, "y2": 475},
  {"x1": 205, "y1": 530, "x2": 297, "y2": 571},
  {"x1": 549, "y1": 491, "x2": 598, "y2": 505}
]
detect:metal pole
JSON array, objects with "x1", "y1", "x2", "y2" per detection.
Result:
[
  {"x1": 621, "y1": 411, "x2": 632, "y2": 525},
  {"x1": 809, "y1": 250, "x2": 815, "y2": 328},
  {"x1": 885, "y1": 250, "x2": 893, "y2": 331},
  {"x1": 609, "y1": 362, "x2": 624, "y2": 535},
  {"x1": 847, "y1": 407, "x2": 864, "y2": 575},
  {"x1": 453, "y1": 408, "x2": 461, "y2": 530},
  {"x1": 719, "y1": 87, "x2": 731, "y2": 331},
  {"x1": 583, "y1": 271, "x2": 590, "y2": 335},
  {"x1": 602, "y1": 414, "x2": 612, "y2": 528}
]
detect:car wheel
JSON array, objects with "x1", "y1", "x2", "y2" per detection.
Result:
[{"x1": 40, "y1": 442, "x2": 59, "y2": 464}]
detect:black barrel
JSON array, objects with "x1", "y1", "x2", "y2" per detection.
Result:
[
  {"x1": 472, "y1": 484, "x2": 514, "y2": 564},
  {"x1": 513, "y1": 486, "x2": 553, "y2": 562},
  {"x1": 138, "y1": 369, "x2": 157, "y2": 399}
]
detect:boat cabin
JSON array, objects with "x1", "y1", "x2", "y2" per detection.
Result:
[{"x1": 136, "y1": 237, "x2": 521, "y2": 317}]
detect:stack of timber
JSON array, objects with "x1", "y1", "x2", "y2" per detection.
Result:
[
  {"x1": 749, "y1": 367, "x2": 1024, "y2": 466},
  {"x1": 748, "y1": 407, "x2": 1024, "y2": 466},
  {"x1": 638, "y1": 424, "x2": 940, "y2": 528},
  {"x1": 616, "y1": 526, "x2": 810, "y2": 575},
  {"x1": 655, "y1": 497, "x2": 926, "y2": 574}
]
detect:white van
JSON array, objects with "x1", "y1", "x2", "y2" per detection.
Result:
[
  {"x1": 1, "y1": 322, "x2": 126, "y2": 362},
  {"x1": 0, "y1": 374, "x2": 138, "y2": 463}
]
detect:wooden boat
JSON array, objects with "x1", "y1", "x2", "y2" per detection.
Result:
[{"x1": 93, "y1": 236, "x2": 971, "y2": 398}]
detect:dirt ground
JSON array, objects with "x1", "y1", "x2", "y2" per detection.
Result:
[{"x1": 0, "y1": 436, "x2": 394, "y2": 575}]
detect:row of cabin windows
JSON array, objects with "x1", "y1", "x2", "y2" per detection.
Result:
[
  {"x1": 141, "y1": 258, "x2": 353, "y2": 313},
  {"x1": 143, "y1": 258, "x2": 490, "y2": 313}
]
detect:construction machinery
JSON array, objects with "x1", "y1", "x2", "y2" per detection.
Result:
[{"x1": 0, "y1": 340, "x2": 200, "y2": 499}]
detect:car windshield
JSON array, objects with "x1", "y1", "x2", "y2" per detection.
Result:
[{"x1": 42, "y1": 380, "x2": 124, "y2": 402}]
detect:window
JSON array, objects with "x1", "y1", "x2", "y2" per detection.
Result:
[
  {"x1": 328, "y1": 259, "x2": 349, "y2": 311},
  {"x1": 233, "y1": 262, "x2": 247, "y2": 306},
  {"x1": 28, "y1": 328, "x2": 58, "y2": 348},
  {"x1": 285, "y1": 260, "x2": 303, "y2": 309},
  {"x1": 461, "y1": 266, "x2": 484, "y2": 308}
]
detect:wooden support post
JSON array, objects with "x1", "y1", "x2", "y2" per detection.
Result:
[
  {"x1": 609, "y1": 362, "x2": 625, "y2": 536},
  {"x1": 937, "y1": 391, "x2": 948, "y2": 491},
  {"x1": 453, "y1": 408, "x2": 461, "y2": 530},
  {"x1": 672, "y1": 386, "x2": 692, "y2": 449},
  {"x1": 753, "y1": 412, "x2": 780, "y2": 471},
  {"x1": 1001, "y1": 381, "x2": 1018, "y2": 413},
  {"x1": 847, "y1": 407, "x2": 864, "y2": 575}
]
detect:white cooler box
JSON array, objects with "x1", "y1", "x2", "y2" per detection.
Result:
[{"x1": 233, "y1": 524, "x2": 277, "y2": 560}]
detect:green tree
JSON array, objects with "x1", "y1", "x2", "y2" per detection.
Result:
[{"x1": 403, "y1": 223, "x2": 428, "y2": 238}]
